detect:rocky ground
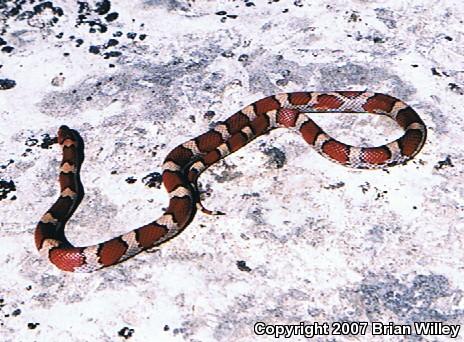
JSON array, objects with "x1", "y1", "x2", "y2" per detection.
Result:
[{"x1": 0, "y1": 0, "x2": 463, "y2": 341}]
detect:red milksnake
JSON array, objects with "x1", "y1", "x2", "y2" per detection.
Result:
[{"x1": 35, "y1": 91, "x2": 427, "y2": 272}]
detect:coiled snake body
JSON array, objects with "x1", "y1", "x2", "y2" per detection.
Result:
[{"x1": 35, "y1": 91, "x2": 426, "y2": 272}]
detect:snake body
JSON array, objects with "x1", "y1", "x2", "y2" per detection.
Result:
[{"x1": 35, "y1": 91, "x2": 426, "y2": 272}]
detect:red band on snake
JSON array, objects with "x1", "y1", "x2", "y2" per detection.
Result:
[{"x1": 35, "y1": 91, "x2": 427, "y2": 272}]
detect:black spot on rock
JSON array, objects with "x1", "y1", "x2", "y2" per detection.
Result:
[
  {"x1": 431, "y1": 67, "x2": 441, "y2": 76},
  {"x1": 448, "y1": 83, "x2": 463, "y2": 95},
  {"x1": 89, "y1": 45, "x2": 101, "y2": 54},
  {"x1": 434, "y1": 155, "x2": 454, "y2": 170},
  {"x1": 237, "y1": 260, "x2": 252, "y2": 272},
  {"x1": 105, "y1": 12, "x2": 118, "y2": 22},
  {"x1": 0, "y1": 180, "x2": 16, "y2": 201},
  {"x1": 0, "y1": 79, "x2": 16, "y2": 90},
  {"x1": 25, "y1": 137, "x2": 39, "y2": 147},
  {"x1": 238, "y1": 54, "x2": 249, "y2": 62},
  {"x1": 95, "y1": 0, "x2": 111, "y2": 15},
  {"x1": 125, "y1": 177, "x2": 137, "y2": 184},
  {"x1": 40, "y1": 133, "x2": 56, "y2": 149},
  {"x1": 0, "y1": 159, "x2": 14, "y2": 170},
  {"x1": 2, "y1": 46, "x2": 14, "y2": 53},
  {"x1": 203, "y1": 110, "x2": 215, "y2": 119},
  {"x1": 118, "y1": 326, "x2": 135, "y2": 339},
  {"x1": 142, "y1": 172, "x2": 162, "y2": 189},
  {"x1": 106, "y1": 38, "x2": 118, "y2": 47},
  {"x1": 103, "y1": 51, "x2": 121, "y2": 59},
  {"x1": 264, "y1": 147, "x2": 286, "y2": 168}
]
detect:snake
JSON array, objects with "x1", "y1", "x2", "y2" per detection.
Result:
[{"x1": 35, "y1": 91, "x2": 427, "y2": 272}]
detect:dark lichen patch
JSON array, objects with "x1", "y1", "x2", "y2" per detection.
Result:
[
  {"x1": 214, "y1": 9, "x2": 239, "y2": 23},
  {"x1": 4, "y1": 0, "x2": 147, "y2": 62},
  {"x1": 0, "y1": 179, "x2": 16, "y2": 201},
  {"x1": 25, "y1": 137, "x2": 39, "y2": 147},
  {"x1": 203, "y1": 110, "x2": 216, "y2": 120},
  {"x1": 118, "y1": 326, "x2": 135, "y2": 339},
  {"x1": 374, "y1": 189, "x2": 388, "y2": 201},
  {"x1": 238, "y1": 54, "x2": 249, "y2": 63},
  {"x1": 236, "y1": 260, "x2": 252, "y2": 272},
  {"x1": 172, "y1": 326, "x2": 188, "y2": 336},
  {"x1": 2, "y1": 45, "x2": 14, "y2": 53},
  {"x1": 359, "y1": 273, "x2": 456, "y2": 320},
  {"x1": 263, "y1": 146, "x2": 286, "y2": 169},
  {"x1": 0, "y1": 0, "x2": 64, "y2": 50},
  {"x1": 106, "y1": 38, "x2": 118, "y2": 47},
  {"x1": 95, "y1": 0, "x2": 111, "y2": 15},
  {"x1": 0, "y1": 0, "x2": 146, "y2": 63},
  {"x1": 241, "y1": 192, "x2": 260, "y2": 200},
  {"x1": 89, "y1": 45, "x2": 101, "y2": 54},
  {"x1": 76, "y1": 1, "x2": 110, "y2": 33},
  {"x1": 27, "y1": 322, "x2": 40, "y2": 329},
  {"x1": 39, "y1": 133, "x2": 56, "y2": 149},
  {"x1": 126, "y1": 32, "x2": 137, "y2": 40},
  {"x1": 347, "y1": 11, "x2": 361, "y2": 23},
  {"x1": 142, "y1": 172, "x2": 162, "y2": 189},
  {"x1": 0, "y1": 79, "x2": 16, "y2": 90},
  {"x1": 74, "y1": 0, "x2": 131, "y2": 45},
  {"x1": 125, "y1": 176, "x2": 137, "y2": 184},
  {"x1": 213, "y1": 168, "x2": 244, "y2": 183},
  {"x1": 27, "y1": 1, "x2": 64, "y2": 28},
  {"x1": 0, "y1": 159, "x2": 14, "y2": 170},
  {"x1": 105, "y1": 11, "x2": 118, "y2": 21},
  {"x1": 359, "y1": 182, "x2": 370, "y2": 194},
  {"x1": 24, "y1": 133, "x2": 56, "y2": 159},
  {"x1": 19, "y1": 133, "x2": 48, "y2": 160},
  {"x1": 448, "y1": 83, "x2": 463, "y2": 95},
  {"x1": 323, "y1": 181, "x2": 345, "y2": 190},
  {"x1": 430, "y1": 67, "x2": 449, "y2": 77},
  {"x1": 374, "y1": 8, "x2": 397, "y2": 29},
  {"x1": 434, "y1": 155, "x2": 454, "y2": 170},
  {"x1": 103, "y1": 50, "x2": 122, "y2": 59}
]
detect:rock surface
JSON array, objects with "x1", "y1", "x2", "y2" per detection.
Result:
[{"x1": 1, "y1": 0, "x2": 463, "y2": 341}]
